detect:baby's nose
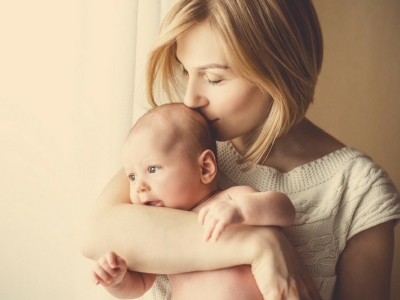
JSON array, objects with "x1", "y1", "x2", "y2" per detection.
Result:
[{"x1": 136, "y1": 179, "x2": 150, "y2": 193}]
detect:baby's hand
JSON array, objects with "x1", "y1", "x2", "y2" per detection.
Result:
[
  {"x1": 198, "y1": 200, "x2": 244, "y2": 242},
  {"x1": 92, "y1": 251, "x2": 128, "y2": 288}
]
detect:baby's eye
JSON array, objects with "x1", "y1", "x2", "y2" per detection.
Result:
[
  {"x1": 128, "y1": 174, "x2": 136, "y2": 181},
  {"x1": 148, "y1": 166, "x2": 161, "y2": 173}
]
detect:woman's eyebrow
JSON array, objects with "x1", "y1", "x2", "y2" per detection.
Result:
[
  {"x1": 175, "y1": 56, "x2": 230, "y2": 71},
  {"x1": 197, "y1": 63, "x2": 230, "y2": 71}
]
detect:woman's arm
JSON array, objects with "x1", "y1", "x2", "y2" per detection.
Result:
[
  {"x1": 333, "y1": 221, "x2": 395, "y2": 300},
  {"x1": 81, "y1": 168, "x2": 321, "y2": 299},
  {"x1": 81, "y1": 168, "x2": 258, "y2": 272}
]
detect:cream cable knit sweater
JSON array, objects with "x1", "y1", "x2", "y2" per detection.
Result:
[{"x1": 150, "y1": 142, "x2": 400, "y2": 300}]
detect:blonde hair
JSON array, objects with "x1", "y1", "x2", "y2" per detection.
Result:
[{"x1": 146, "y1": 0, "x2": 323, "y2": 169}]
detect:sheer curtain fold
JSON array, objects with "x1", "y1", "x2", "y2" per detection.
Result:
[
  {"x1": 0, "y1": 1, "x2": 175, "y2": 300},
  {"x1": 133, "y1": 0, "x2": 177, "y2": 123}
]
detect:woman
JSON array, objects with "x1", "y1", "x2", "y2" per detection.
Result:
[{"x1": 81, "y1": 1, "x2": 400, "y2": 299}]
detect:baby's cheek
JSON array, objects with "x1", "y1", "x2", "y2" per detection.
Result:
[{"x1": 129, "y1": 190, "x2": 141, "y2": 204}]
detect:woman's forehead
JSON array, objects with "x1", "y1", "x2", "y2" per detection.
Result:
[{"x1": 176, "y1": 23, "x2": 228, "y2": 68}]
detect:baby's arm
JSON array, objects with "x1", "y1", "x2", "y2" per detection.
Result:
[
  {"x1": 93, "y1": 251, "x2": 156, "y2": 299},
  {"x1": 198, "y1": 186, "x2": 295, "y2": 242}
]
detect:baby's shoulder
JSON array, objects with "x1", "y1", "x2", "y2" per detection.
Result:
[{"x1": 221, "y1": 185, "x2": 258, "y2": 197}]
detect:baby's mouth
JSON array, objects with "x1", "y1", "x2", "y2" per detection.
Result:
[{"x1": 144, "y1": 200, "x2": 163, "y2": 207}]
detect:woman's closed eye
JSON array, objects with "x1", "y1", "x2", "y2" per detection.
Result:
[
  {"x1": 148, "y1": 166, "x2": 161, "y2": 173},
  {"x1": 182, "y1": 66, "x2": 222, "y2": 86},
  {"x1": 205, "y1": 75, "x2": 222, "y2": 86}
]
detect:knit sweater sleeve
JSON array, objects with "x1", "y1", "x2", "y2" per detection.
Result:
[
  {"x1": 342, "y1": 156, "x2": 400, "y2": 241},
  {"x1": 215, "y1": 142, "x2": 400, "y2": 299}
]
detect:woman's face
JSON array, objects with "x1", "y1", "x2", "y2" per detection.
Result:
[{"x1": 176, "y1": 22, "x2": 271, "y2": 150}]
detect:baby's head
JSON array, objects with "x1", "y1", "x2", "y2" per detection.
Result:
[
  {"x1": 129, "y1": 103, "x2": 217, "y2": 161},
  {"x1": 122, "y1": 103, "x2": 218, "y2": 210}
]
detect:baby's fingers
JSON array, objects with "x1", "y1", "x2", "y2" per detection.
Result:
[
  {"x1": 92, "y1": 264, "x2": 113, "y2": 286},
  {"x1": 93, "y1": 253, "x2": 119, "y2": 281},
  {"x1": 199, "y1": 206, "x2": 230, "y2": 241},
  {"x1": 202, "y1": 218, "x2": 215, "y2": 241},
  {"x1": 105, "y1": 251, "x2": 119, "y2": 269},
  {"x1": 114, "y1": 256, "x2": 128, "y2": 271},
  {"x1": 209, "y1": 221, "x2": 227, "y2": 242},
  {"x1": 203, "y1": 218, "x2": 227, "y2": 242},
  {"x1": 198, "y1": 206, "x2": 210, "y2": 225},
  {"x1": 105, "y1": 251, "x2": 127, "y2": 272}
]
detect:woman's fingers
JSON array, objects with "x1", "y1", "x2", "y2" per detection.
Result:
[{"x1": 250, "y1": 227, "x2": 322, "y2": 300}]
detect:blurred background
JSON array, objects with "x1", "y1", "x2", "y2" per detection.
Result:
[{"x1": 0, "y1": 0, "x2": 399, "y2": 299}]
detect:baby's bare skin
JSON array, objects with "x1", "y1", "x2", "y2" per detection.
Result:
[{"x1": 168, "y1": 265, "x2": 263, "y2": 300}]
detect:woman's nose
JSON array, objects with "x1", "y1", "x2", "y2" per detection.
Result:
[{"x1": 183, "y1": 78, "x2": 208, "y2": 109}]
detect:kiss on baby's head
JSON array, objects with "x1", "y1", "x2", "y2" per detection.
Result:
[
  {"x1": 122, "y1": 102, "x2": 219, "y2": 211},
  {"x1": 127, "y1": 103, "x2": 217, "y2": 160}
]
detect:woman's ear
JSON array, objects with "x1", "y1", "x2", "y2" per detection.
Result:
[{"x1": 198, "y1": 149, "x2": 217, "y2": 184}]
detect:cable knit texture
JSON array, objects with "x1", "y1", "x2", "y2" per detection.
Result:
[{"x1": 149, "y1": 141, "x2": 400, "y2": 300}]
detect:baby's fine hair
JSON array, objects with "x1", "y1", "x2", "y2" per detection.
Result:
[
  {"x1": 130, "y1": 103, "x2": 217, "y2": 160},
  {"x1": 146, "y1": 0, "x2": 323, "y2": 169}
]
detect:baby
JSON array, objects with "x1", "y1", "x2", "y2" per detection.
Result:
[{"x1": 92, "y1": 103, "x2": 296, "y2": 300}]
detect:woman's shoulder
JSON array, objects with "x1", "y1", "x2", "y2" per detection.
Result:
[
  {"x1": 217, "y1": 140, "x2": 397, "y2": 193},
  {"x1": 217, "y1": 119, "x2": 398, "y2": 193},
  {"x1": 218, "y1": 139, "x2": 369, "y2": 174}
]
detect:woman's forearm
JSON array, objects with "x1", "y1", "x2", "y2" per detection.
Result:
[
  {"x1": 81, "y1": 169, "x2": 262, "y2": 274},
  {"x1": 81, "y1": 169, "x2": 322, "y2": 298}
]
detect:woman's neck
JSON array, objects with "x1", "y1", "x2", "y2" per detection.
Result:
[{"x1": 231, "y1": 118, "x2": 345, "y2": 173}]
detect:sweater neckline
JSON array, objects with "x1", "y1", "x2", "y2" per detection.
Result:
[{"x1": 217, "y1": 141, "x2": 367, "y2": 192}]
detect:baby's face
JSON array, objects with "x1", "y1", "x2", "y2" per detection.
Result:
[{"x1": 122, "y1": 128, "x2": 206, "y2": 210}]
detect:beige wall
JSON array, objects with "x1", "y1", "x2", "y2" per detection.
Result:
[{"x1": 309, "y1": 1, "x2": 400, "y2": 299}]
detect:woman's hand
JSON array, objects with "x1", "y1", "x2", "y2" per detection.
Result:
[{"x1": 250, "y1": 227, "x2": 322, "y2": 300}]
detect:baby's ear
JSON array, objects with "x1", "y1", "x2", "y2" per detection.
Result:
[{"x1": 198, "y1": 149, "x2": 217, "y2": 184}]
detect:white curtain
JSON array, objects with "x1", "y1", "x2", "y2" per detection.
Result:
[{"x1": 0, "y1": 1, "x2": 175, "y2": 299}]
